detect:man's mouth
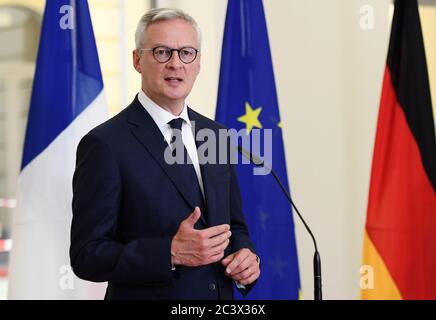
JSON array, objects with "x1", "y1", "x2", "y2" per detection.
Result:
[{"x1": 164, "y1": 77, "x2": 183, "y2": 82}]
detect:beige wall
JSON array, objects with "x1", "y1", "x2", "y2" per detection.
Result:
[
  {"x1": 420, "y1": 4, "x2": 436, "y2": 120},
  {"x1": 0, "y1": 0, "x2": 43, "y2": 12}
]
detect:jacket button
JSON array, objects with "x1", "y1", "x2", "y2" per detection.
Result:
[{"x1": 208, "y1": 283, "x2": 216, "y2": 291}]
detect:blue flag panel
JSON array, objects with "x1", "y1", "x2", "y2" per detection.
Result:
[
  {"x1": 22, "y1": 0, "x2": 103, "y2": 169},
  {"x1": 216, "y1": 0, "x2": 301, "y2": 299}
]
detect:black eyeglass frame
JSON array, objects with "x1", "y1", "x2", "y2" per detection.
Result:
[{"x1": 138, "y1": 46, "x2": 200, "y2": 64}]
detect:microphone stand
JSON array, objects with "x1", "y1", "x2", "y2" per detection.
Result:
[{"x1": 238, "y1": 146, "x2": 322, "y2": 300}]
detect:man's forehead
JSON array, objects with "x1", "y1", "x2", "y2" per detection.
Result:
[
  {"x1": 147, "y1": 19, "x2": 194, "y2": 33},
  {"x1": 144, "y1": 20, "x2": 198, "y2": 45}
]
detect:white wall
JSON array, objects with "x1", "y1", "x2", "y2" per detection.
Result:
[{"x1": 156, "y1": 0, "x2": 391, "y2": 299}]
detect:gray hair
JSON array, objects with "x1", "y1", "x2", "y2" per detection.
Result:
[{"x1": 135, "y1": 8, "x2": 202, "y2": 50}]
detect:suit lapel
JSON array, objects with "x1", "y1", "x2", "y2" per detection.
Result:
[{"x1": 127, "y1": 98, "x2": 206, "y2": 224}]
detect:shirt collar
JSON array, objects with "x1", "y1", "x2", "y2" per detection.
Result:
[{"x1": 138, "y1": 90, "x2": 191, "y2": 130}]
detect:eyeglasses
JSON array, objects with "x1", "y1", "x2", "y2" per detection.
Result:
[{"x1": 139, "y1": 46, "x2": 200, "y2": 64}]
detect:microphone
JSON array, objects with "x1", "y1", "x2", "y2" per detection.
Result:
[{"x1": 237, "y1": 145, "x2": 322, "y2": 300}]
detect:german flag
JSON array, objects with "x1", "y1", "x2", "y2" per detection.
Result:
[{"x1": 362, "y1": 0, "x2": 436, "y2": 299}]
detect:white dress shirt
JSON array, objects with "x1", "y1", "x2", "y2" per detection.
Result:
[{"x1": 137, "y1": 90, "x2": 205, "y2": 199}]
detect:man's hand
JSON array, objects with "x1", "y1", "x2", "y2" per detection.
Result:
[
  {"x1": 221, "y1": 248, "x2": 260, "y2": 286},
  {"x1": 171, "y1": 207, "x2": 232, "y2": 267}
]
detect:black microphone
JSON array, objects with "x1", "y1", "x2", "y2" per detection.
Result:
[{"x1": 237, "y1": 145, "x2": 322, "y2": 300}]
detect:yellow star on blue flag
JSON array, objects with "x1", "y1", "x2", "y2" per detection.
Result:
[{"x1": 237, "y1": 102, "x2": 263, "y2": 134}]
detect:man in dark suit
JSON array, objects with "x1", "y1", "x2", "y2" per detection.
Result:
[{"x1": 70, "y1": 8, "x2": 260, "y2": 300}]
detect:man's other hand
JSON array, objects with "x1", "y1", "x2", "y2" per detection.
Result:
[{"x1": 221, "y1": 248, "x2": 260, "y2": 286}]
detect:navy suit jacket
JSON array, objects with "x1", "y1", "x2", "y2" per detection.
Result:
[{"x1": 70, "y1": 96, "x2": 256, "y2": 300}]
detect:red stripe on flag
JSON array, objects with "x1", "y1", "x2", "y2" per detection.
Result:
[{"x1": 366, "y1": 67, "x2": 436, "y2": 299}]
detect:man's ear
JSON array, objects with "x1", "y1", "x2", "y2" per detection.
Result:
[{"x1": 133, "y1": 50, "x2": 142, "y2": 74}]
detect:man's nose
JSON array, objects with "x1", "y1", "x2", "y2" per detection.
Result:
[{"x1": 166, "y1": 51, "x2": 183, "y2": 68}]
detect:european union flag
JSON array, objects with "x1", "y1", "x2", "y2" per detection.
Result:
[{"x1": 216, "y1": 0, "x2": 301, "y2": 299}]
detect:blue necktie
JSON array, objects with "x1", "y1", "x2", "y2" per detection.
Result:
[{"x1": 168, "y1": 118, "x2": 207, "y2": 223}]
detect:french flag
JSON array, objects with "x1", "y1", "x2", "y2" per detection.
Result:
[{"x1": 8, "y1": 0, "x2": 107, "y2": 299}]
